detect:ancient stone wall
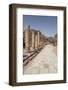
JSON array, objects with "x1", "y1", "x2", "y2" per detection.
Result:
[{"x1": 23, "y1": 25, "x2": 47, "y2": 53}]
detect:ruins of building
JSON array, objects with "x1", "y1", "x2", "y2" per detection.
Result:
[
  {"x1": 23, "y1": 25, "x2": 47, "y2": 53},
  {"x1": 23, "y1": 25, "x2": 57, "y2": 65}
]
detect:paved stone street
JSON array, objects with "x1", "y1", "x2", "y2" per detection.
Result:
[{"x1": 23, "y1": 44, "x2": 57, "y2": 74}]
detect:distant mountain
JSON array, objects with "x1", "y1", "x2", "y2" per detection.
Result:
[{"x1": 47, "y1": 33, "x2": 57, "y2": 46}]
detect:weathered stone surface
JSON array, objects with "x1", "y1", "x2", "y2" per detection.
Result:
[
  {"x1": 31, "y1": 31, "x2": 35, "y2": 51},
  {"x1": 23, "y1": 25, "x2": 57, "y2": 74},
  {"x1": 23, "y1": 44, "x2": 57, "y2": 74},
  {"x1": 25, "y1": 25, "x2": 30, "y2": 52}
]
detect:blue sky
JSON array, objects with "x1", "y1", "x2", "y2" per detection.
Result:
[{"x1": 23, "y1": 15, "x2": 57, "y2": 37}]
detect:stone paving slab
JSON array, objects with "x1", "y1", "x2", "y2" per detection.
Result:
[{"x1": 23, "y1": 44, "x2": 57, "y2": 74}]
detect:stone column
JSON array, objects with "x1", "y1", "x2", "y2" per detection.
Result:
[
  {"x1": 25, "y1": 25, "x2": 30, "y2": 52},
  {"x1": 37, "y1": 31, "x2": 40, "y2": 47},
  {"x1": 40, "y1": 34, "x2": 43, "y2": 48},
  {"x1": 35, "y1": 34, "x2": 38, "y2": 50},
  {"x1": 31, "y1": 31, "x2": 35, "y2": 51}
]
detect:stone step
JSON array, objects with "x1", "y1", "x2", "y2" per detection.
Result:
[{"x1": 23, "y1": 48, "x2": 43, "y2": 66}]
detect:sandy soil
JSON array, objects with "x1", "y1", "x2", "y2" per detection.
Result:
[{"x1": 23, "y1": 44, "x2": 57, "y2": 74}]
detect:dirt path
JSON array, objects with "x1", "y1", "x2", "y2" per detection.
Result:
[{"x1": 23, "y1": 44, "x2": 57, "y2": 74}]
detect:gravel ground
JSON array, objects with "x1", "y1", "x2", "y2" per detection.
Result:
[{"x1": 23, "y1": 44, "x2": 57, "y2": 74}]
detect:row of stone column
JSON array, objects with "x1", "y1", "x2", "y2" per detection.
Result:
[{"x1": 24, "y1": 26, "x2": 40, "y2": 52}]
